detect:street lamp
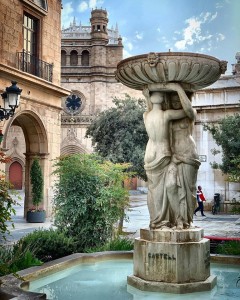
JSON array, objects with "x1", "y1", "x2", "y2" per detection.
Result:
[{"x1": 0, "y1": 81, "x2": 22, "y2": 121}]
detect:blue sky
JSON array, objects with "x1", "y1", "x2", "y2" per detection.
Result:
[{"x1": 61, "y1": 0, "x2": 240, "y2": 75}]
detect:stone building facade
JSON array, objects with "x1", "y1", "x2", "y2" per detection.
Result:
[
  {"x1": 60, "y1": 9, "x2": 142, "y2": 154},
  {"x1": 193, "y1": 68, "x2": 240, "y2": 202},
  {"x1": 1, "y1": 0, "x2": 69, "y2": 216}
]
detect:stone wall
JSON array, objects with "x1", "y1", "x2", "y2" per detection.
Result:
[
  {"x1": 1, "y1": 0, "x2": 69, "y2": 217},
  {"x1": 0, "y1": 0, "x2": 62, "y2": 86}
]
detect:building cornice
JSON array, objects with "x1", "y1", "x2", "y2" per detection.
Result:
[
  {"x1": 194, "y1": 103, "x2": 239, "y2": 111},
  {"x1": 0, "y1": 63, "x2": 70, "y2": 98}
]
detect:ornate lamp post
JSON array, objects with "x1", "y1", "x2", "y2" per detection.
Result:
[{"x1": 0, "y1": 81, "x2": 22, "y2": 142}]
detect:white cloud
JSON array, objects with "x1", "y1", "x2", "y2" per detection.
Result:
[
  {"x1": 209, "y1": 12, "x2": 218, "y2": 22},
  {"x1": 89, "y1": 0, "x2": 97, "y2": 8},
  {"x1": 174, "y1": 12, "x2": 218, "y2": 51},
  {"x1": 126, "y1": 41, "x2": 133, "y2": 51},
  {"x1": 135, "y1": 31, "x2": 143, "y2": 40},
  {"x1": 122, "y1": 36, "x2": 135, "y2": 58},
  {"x1": 200, "y1": 12, "x2": 217, "y2": 23},
  {"x1": 78, "y1": 1, "x2": 88, "y2": 12},
  {"x1": 77, "y1": 0, "x2": 104, "y2": 12},
  {"x1": 122, "y1": 36, "x2": 133, "y2": 51},
  {"x1": 63, "y1": 1, "x2": 74, "y2": 14},
  {"x1": 175, "y1": 17, "x2": 201, "y2": 50},
  {"x1": 216, "y1": 33, "x2": 225, "y2": 41},
  {"x1": 216, "y1": 2, "x2": 223, "y2": 9},
  {"x1": 123, "y1": 49, "x2": 132, "y2": 59},
  {"x1": 89, "y1": 0, "x2": 104, "y2": 9}
]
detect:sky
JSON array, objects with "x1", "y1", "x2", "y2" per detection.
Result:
[{"x1": 61, "y1": 0, "x2": 240, "y2": 75}]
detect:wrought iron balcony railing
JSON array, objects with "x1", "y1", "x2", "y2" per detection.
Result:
[{"x1": 17, "y1": 51, "x2": 53, "y2": 82}]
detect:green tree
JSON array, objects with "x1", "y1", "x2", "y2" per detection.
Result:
[
  {"x1": 204, "y1": 113, "x2": 240, "y2": 182},
  {"x1": 86, "y1": 94, "x2": 148, "y2": 180},
  {"x1": 30, "y1": 157, "x2": 44, "y2": 210},
  {"x1": 52, "y1": 154, "x2": 130, "y2": 250}
]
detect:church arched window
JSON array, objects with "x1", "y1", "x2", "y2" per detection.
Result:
[
  {"x1": 61, "y1": 50, "x2": 66, "y2": 66},
  {"x1": 70, "y1": 50, "x2": 78, "y2": 66},
  {"x1": 81, "y1": 50, "x2": 90, "y2": 66}
]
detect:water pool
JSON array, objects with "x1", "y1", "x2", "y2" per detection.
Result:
[{"x1": 28, "y1": 259, "x2": 240, "y2": 300}]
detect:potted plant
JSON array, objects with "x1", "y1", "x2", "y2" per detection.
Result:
[{"x1": 26, "y1": 157, "x2": 46, "y2": 223}]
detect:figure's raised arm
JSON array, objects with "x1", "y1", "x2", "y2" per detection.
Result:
[
  {"x1": 142, "y1": 86, "x2": 153, "y2": 111},
  {"x1": 167, "y1": 83, "x2": 195, "y2": 120},
  {"x1": 148, "y1": 82, "x2": 196, "y2": 120}
]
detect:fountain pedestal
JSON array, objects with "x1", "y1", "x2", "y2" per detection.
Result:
[{"x1": 128, "y1": 228, "x2": 217, "y2": 294}]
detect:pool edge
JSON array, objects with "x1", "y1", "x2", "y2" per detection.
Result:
[{"x1": 0, "y1": 251, "x2": 239, "y2": 299}]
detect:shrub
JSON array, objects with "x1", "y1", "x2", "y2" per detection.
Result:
[
  {"x1": 231, "y1": 205, "x2": 240, "y2": 214},
  {"x1": 0, "y1": 245, "x2": 42, "y2": 276},
  {"x1": 30, "y1": 157, "x2": 43, "y2": 210},
  {"x1": 86, "y1": 236, "x2": 134, "y2": 253},
  {"x1": 15, "y1": 228, "x2": 77, "y2": 262},
  {"x1": 52, "y1": 154, "x2": 131, "y2": 251},
  {"x1": 216, "y1": 240, "x2": 240, "y2": 255}
]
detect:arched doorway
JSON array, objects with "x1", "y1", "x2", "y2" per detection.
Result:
[
  {"x1": 9, "y1": 161, "x2": 23, "y2": 190},
  {"x1": 4, "y1": 110, "x2": 49, "y2": 217}
]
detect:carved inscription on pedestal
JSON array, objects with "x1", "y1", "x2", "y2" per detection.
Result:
[{"x1": 148, "y1": 252, "x2": 176, "y2": 260}]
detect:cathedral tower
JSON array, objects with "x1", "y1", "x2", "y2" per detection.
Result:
[{"x1": 90, "y1": 9, "x2": 109, "y2": 43}]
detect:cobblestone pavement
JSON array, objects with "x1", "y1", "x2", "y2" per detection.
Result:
[{"x1": 2, "y1": 191, "x2": 240, "y2": 245}]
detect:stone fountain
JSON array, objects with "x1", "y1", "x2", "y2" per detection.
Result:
[{"x1": 115, "y1": 52, "x2": 227, "y2": 294}]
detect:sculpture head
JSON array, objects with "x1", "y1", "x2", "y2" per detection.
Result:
[
  {"x1": 220, "y1": 60, "x2": 227, "y2": 74},
  {"x1": 150, "y1": 91, "x2": 165, "y2": 104},
  {"x1": 170, "y1": 94, "x2": 182, "y2": 110},
  {"x1": 147, "y1": 52, "x2": 159, "y2": 67}
]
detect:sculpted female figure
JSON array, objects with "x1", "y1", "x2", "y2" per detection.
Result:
[
  {"x1": 143, "y1": 83, "x2": 196, "y2": 229},
  {"x1": 169, "y1": 88, "x2": 201, "y2": 229}
]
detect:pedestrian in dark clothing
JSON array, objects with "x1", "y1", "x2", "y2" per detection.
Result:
[{"x1": 194, "y1": 185, "x2": 206, "y2": 216}]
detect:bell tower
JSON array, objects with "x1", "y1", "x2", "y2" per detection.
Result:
[{"x1": 90, "y1": 9, "x2": 109, "y2": 43}]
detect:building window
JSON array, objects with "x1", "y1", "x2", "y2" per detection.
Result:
[
  {"x1": 34, "y1": 0, "x2": 48, "y2": 10},
  {"x1": 61, "y1": 50, "x2": 66, "y2": 66},
  {"x1": 21, "y1": 0, "x2": 48, "y2": 13},
  {"x1": 23, "y1": 13, "x2": 38, "y2": 57},
  {"x1": 22, "y1": 13, "x2": 38, "y2": 76},
  {"x1": 70, "y1": 50, "x2": 78, "y2": 66},
  {"x1": 81, "y1": 50, "x2": 89, "y2": 66},
  {"x1": 17, "y1": 12, "x2": 53, "y2": 81}
]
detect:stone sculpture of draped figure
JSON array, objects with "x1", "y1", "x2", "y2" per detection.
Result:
[{"x1": 143, "y1": 83, "x2": 201, "y2": 229}]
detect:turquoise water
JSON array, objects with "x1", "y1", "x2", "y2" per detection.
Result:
[{"x1": 29, "y1": 260, "x2": 240, "y2": 299}]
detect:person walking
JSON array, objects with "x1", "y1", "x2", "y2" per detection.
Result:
[{"x1": 194, "y1": 185, "x2": 206, "y2": 216}]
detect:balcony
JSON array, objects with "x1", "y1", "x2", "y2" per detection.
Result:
[{"x1": 17, "y1": 51, "x2": 53, "y2": 82}]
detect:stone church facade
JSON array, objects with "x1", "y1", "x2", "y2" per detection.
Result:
[{"x1": 60, "y1": 9, "x2": 142, "y2": 155}]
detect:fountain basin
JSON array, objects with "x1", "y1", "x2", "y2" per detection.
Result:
[
  {"x1": 115, "y1": 52, "x2": 227, "y2": 91},
  {"x1": 0, "y1": 252, "x2": 239, "y2": 299}
]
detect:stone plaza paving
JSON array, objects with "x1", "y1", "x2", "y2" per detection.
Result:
[
  {"x1": 3, "y1": 191, "x2": 240, "y2": 245},
  {"x1": 123, "y1": 193, "x2": 240, "y2": 239}
]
